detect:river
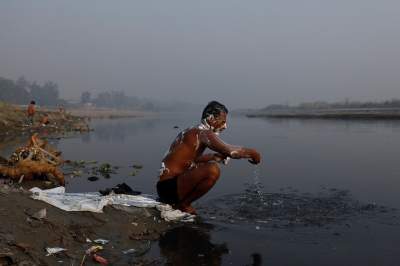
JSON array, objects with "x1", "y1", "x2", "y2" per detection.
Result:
[{"x1": 2, "y1": 113, "x2": 400, "y2": 265}]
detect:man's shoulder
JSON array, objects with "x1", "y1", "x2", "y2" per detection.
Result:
[{"x1": 182, "y1": 126, "x2": 201, "y2": 136}]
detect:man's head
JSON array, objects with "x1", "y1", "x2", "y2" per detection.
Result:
[
  {"x1": 30, "y1": 100, "x2": 36, "y2": 105},
  {"x1": 201, "y1": 101, "x2": 228, "y2": 132}
]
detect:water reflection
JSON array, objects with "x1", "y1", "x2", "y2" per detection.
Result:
[
  {"x1": 247, "y1": 253, "x2": 263, "y2": 266},
  {"x1": 84, "y1": 118, "x2": 160, "y2": 143},
  {"x1": 158, "y1": 225, "x2": 229, "y2": 266}
]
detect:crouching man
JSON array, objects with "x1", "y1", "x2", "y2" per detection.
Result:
[{"x1": 157, "y1": 101, "x2": 261, "y2": 214}]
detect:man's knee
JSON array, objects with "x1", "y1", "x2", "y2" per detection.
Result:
[{"x1": 206, "y1": 162, "x2": 220, "y2": 183}]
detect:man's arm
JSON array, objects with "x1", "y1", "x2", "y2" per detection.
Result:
[
  {"x1": 199, "y1": 130, "x2": 261, "y2": 164},
  {"x1": 195, "y1": 153, "x2": 227, "y2": 163}
]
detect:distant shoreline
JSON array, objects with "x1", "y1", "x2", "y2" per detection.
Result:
[
  {"x1": 0, "y1": 103, "x2": 90, "y2": 142},
  {"x1": 68, "y1": 107, "x2": 157, "y2": 119},
  {"x1": 246, "y1": 108, "x2": 400, "y2": 120}
]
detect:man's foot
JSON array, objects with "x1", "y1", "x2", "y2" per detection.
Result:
[{"x1": 177, "y1": 204, "x2": 197, "y2": 215}]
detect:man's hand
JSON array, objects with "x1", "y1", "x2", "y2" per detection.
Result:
[
  {"x1": 213, "y1": 153, "x2": 228, "y2": 162},
  {"x1": 248, "y1": 150, "x2": 261, "y2": 164}
]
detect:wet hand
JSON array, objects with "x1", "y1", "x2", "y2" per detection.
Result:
[
  {"x1": 248, "y1": 151, "x2": 261, "y2": 164},
  {"x1": 213, "y1": 153, "x2": 227, "y2": 162}
]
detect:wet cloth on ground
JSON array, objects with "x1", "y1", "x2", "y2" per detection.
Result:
[{"x1": 29, "y1": 187, "x2": 195, "y2": 222}]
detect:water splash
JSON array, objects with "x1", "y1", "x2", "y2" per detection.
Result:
[{"x1": 252, "y1": 165, "x2": 268, "y2": 206}]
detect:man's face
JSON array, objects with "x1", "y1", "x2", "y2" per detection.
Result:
[{"x1": 209, "y1": 112, "x2": 228, "y2": 133}]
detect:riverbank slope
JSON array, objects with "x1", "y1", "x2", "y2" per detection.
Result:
[
  {"x1": 0, "y1": 102, "x2": 89, "y2": 142},
  {"x1": 0, "y1": 184, "x2": 172, "y2": 265}
]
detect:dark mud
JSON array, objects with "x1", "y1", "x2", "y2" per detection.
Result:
[{"x1": 0, "y1": 183, "x2": 174, "y2": 266}]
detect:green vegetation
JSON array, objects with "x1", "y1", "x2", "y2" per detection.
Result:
[{"x1": 0, "y1": 76, "x2": 66, "y2": 106}]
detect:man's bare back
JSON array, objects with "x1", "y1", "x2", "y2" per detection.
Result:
[{"x1": 157, "y1": 101, "x2": 261, "y2": 214}]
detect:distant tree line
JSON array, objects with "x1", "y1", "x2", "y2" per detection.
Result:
[
  {"x1": 0, "y1": 76, "x2": 66, "y2": 106},
  {"x1": 80, "y1": 90, "x2": 157, "y2": 111},
  {"x1": 262, "y1": 99, "x2": 400, "y2": 111}
]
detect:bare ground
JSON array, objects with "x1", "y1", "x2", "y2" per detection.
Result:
[{"x1": 0, "y1": 182, "x2": 174, "y2": 266}]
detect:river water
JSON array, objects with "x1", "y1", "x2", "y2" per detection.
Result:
[{"x1": 2, "y1": 113, "x2": 400, "y2": 265}]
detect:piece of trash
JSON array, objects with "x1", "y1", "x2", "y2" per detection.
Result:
[
  {"x1": 46, "y1": 247, "x2": 67, "y2": 256},
  {"x1": 255, "y1": 226, "x2": 260, "y2": 230},
  {"x1": 98, "y1": 163, "x2": 112, "y2": 174},
  {"x1": 131, "y1": 222, "x2": 138, "y2": 226},
  {"x1": 130, "y1": 171, "x2": 136, "y2": 176},
  {"x1": 122, "y1": 249, "x2": 136, "y2": 255},
  {"x1": 88, "y1": 176, "x2": 99, "y2": 182},
  {"x1": 99, "y1": 183, "x2": 141, "y2": 196},
  {"x1": 85, "y1": 245, "x2": 103, "y2": 255},
  {"x1": 93, "y1": 239, "x2": 109, "y2": 245},
  {"x1": 93, "y1": 254, "x2": 109, "y2": 265},
  {"x1": 132, "y1": 164, "x2": 143, "y2": 169},
  {"x1": 86, "y1": 238, "x2": 92, "y2": 243},
  {"x1": 32, "y1": 208, "x2": 47, "y2": 220},
  {"x1": 72, "y1": 170, "x2": 82, "y2": 177}
]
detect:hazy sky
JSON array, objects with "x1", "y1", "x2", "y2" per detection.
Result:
[{"x1": 1, "y1": 0, "x2": 400, "y2": 108}]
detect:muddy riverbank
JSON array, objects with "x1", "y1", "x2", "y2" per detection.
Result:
[
  {"x1": 0, "y1": 104, "x2": 175, "y2": 265},
  {"x1": 0, "y1": 103, "x2": 90, "y2": 143},
  {"x1": 0, "y1": 182, "x2": 175, "y2": 266}
]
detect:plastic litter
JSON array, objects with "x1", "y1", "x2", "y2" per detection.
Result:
[
  {"x1": 93, "y1": 254, "x2": 109, "y2": 265},
  {"x1": 80, "y1": 246, "x2": 104, "y2": 266},
  {"x1": 93, "y1": 239, "x2": 109, "y2": 245},
  {"x1": 122, "y1": 249, "x2": 136, "y2": 255},
  {"x1": 156, "y1": 204, "x2": 196, "y2": 222},
  {"x1": 32, "y1": 208, "x2": 47, "y2": 220},
  {"x1": 86, "y1": 245, "x2": 103, "y2": 255},
  {"x1": 30, "y1": 187, "x2": 196, "y2": 222},
  {"x1": 45, "y1": 247, "x2": 67, "y2": 256}
]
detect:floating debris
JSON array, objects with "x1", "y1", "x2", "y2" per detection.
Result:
[
  {"x1": 131, "y1": 164, "x2": 143, "y2": 169},
  {"x1": 88, "y1": 176, "x2": 99, "y2": 182}
]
